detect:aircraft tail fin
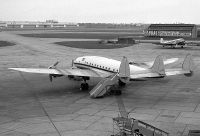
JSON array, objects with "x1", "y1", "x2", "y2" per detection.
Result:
[
  {"x1": 119, "y1": 56, "x2": 130, "y2": 78},
  {"x1": 151, "y1": 55, "x2": 165, "y2": 76},
  {"x1": 160, "y1": 38, "x2": 164, "y2": 43},
  {"x1": 182, "y1": 54, "x2": 194, "y2": 76}
]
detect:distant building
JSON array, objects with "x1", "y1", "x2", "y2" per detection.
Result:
[
  {"x1": 46, "y1": 20, "x2": 58, "y2": 23},
  {"x1": 7, "y1": 24, "x2": 23, "y2": 28},
  {"x1": 117, "y1": 37, "x2": 135, "y2": 44},
  {"x1": 0, "y1": 22, "x2": 7, "y2": 28},
  {"x1": 145, "y1": 24, "x2": 197, "y2": 38}
]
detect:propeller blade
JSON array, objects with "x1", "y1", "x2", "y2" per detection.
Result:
[
  {"x1": 48, "y1": 61, "x2": 59, "y2": 69},
  {"x1": 48, "y1": 61, "x2": 59, "y2": 82},
  {"x1": 72, "y1": 59, "x2": 74, "y2": 67},
  {"x1": 53, "y1": 61, "x2": 59, "y2": 66},
  {"x1": 49, "y1": 74, "x2": 53, "y2": 82}
]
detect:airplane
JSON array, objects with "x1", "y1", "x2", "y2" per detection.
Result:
[
  {"x1": 9, "y1": 54, "x2": 194, "y2": 98},
  {"x1": 160, "y1": 38, "x2": 186, "y2": 48}
]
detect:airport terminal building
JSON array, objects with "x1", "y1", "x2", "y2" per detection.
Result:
[{"x1": 145, "y1": 24, "x2": 197, "y2": 38}]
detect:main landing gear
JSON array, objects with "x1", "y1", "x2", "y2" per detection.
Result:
[
  {"x1": 80, "y1": 77, "x2": 89, "y2": 90},
  {"x1": 80, "y1": 82, "x2": 89, "y2": 90}
]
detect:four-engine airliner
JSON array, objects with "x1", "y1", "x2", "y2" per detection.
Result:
[{"x1": 9, "y1": 54, "x2": 194, "y2": 98}]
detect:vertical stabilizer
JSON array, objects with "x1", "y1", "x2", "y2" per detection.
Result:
[
  {"x1": 151, "y1": 55, "x2": 165, "y2": 75},
  {"x1": 119, "y1": 56, "x2": 130, "y2": 78},
  {"x1": 182, "y1": 54, "x2": 194, "y2": 75},
  {"x1": 160, "y1": 38, "x2": 164, "y2": 43}
]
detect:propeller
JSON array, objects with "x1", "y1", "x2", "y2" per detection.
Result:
[
  {"x1": 71, "y1": 59, "x2": 74, "y2": 67},
  {"x1": 48, "y1": 61, "x2": 59, "y2": 69},
  {"x1": 49, "y1": 74, "x2": 53, "y2": 82},
  {"x1": 48, "y1": 61, "x2": 59, "y2": 82},
  {"x1": 71, "y1": 59, "x2": 76, "y2": 69}
]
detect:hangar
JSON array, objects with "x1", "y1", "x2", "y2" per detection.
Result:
[{"x1": 145, "y1": 24, "x2": 197, "y2": 38}]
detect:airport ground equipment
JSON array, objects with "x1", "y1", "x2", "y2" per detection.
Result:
[
  {"x1": 111, "y1": 96, "x2": 169, "y2": 136},
  {"x1": 188, "y1": 130, "x2": 200, "y2": 136}
]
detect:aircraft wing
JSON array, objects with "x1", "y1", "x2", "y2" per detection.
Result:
[{"x1": 9, "y1": 68, "x2": 103, "y2": 77}]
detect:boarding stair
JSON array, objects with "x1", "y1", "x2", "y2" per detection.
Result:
[{"x1": 89, "y1": 74, "x2": 119, "y2": 98}]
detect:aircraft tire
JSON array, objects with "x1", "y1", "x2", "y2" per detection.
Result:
[
  {"x1": 115, "y1": 90, "x2": 122, "y2": 95},
  {"x1": 81, "y1": 83, "x2": 89, "y2": 90},
  {"x1": 85, "y1": 83, "x2": 89, "y2": 90},
  {"x1": 118, "y1": 80, "x2": 126, "y2": 86}
]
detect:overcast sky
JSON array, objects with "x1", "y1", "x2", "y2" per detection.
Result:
[{"x1": 0, "y1": 0, "x2": 199, "y2": 24}]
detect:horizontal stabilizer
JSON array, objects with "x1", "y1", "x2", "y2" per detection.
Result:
[
  {"x1": 165, "y1": 68, "x2": 189, "y2": 76},
  {"x1": 164, "y1": 54, "x2": 194, "y2": 77}
]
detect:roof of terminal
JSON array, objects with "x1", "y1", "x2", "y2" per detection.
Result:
[{"x1": 148, "y1": 24, "x2": 196, "y2": 31}]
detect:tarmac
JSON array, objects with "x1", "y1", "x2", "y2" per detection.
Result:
[{"x1": 0, "y1": 30, "x2": 200, "y2": 136}]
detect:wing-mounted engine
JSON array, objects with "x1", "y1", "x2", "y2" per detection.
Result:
[
  {"x1": 68, "y1": 75, "x2": 83, "y2": 81},
  {"x1": 48, "y1": 61, "x2": 62, "y2": 81}
]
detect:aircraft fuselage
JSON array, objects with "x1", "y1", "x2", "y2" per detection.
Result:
[{"x1": 73, "y1": 56, "x2": 146, "y2": 76}]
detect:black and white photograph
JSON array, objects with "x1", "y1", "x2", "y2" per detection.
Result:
[{"x1": 0, "y1": 0, "x2": 200, "y2": 136}]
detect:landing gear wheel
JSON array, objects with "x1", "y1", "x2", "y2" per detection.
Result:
[
  {"x1": 115, "y1": 90, "x2": 122, "y2": 95},
  {"x1": 80, "y1": 83, "x2": 89, "y2": 90},
  {"x1": 118, "y1": 80, "x2": 126, "y2": 87},
  {"x1": 85, "y1": 83, "x2": 89, "y2": 90}
]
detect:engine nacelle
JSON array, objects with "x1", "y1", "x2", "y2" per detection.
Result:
[{"x1": 68, "y1": 75, "x2": 83, "y2": 81}]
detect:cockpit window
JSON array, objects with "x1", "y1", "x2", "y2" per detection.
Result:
[{"x1": 82, "y1": 58, "x2": 85, "y2": 61}]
